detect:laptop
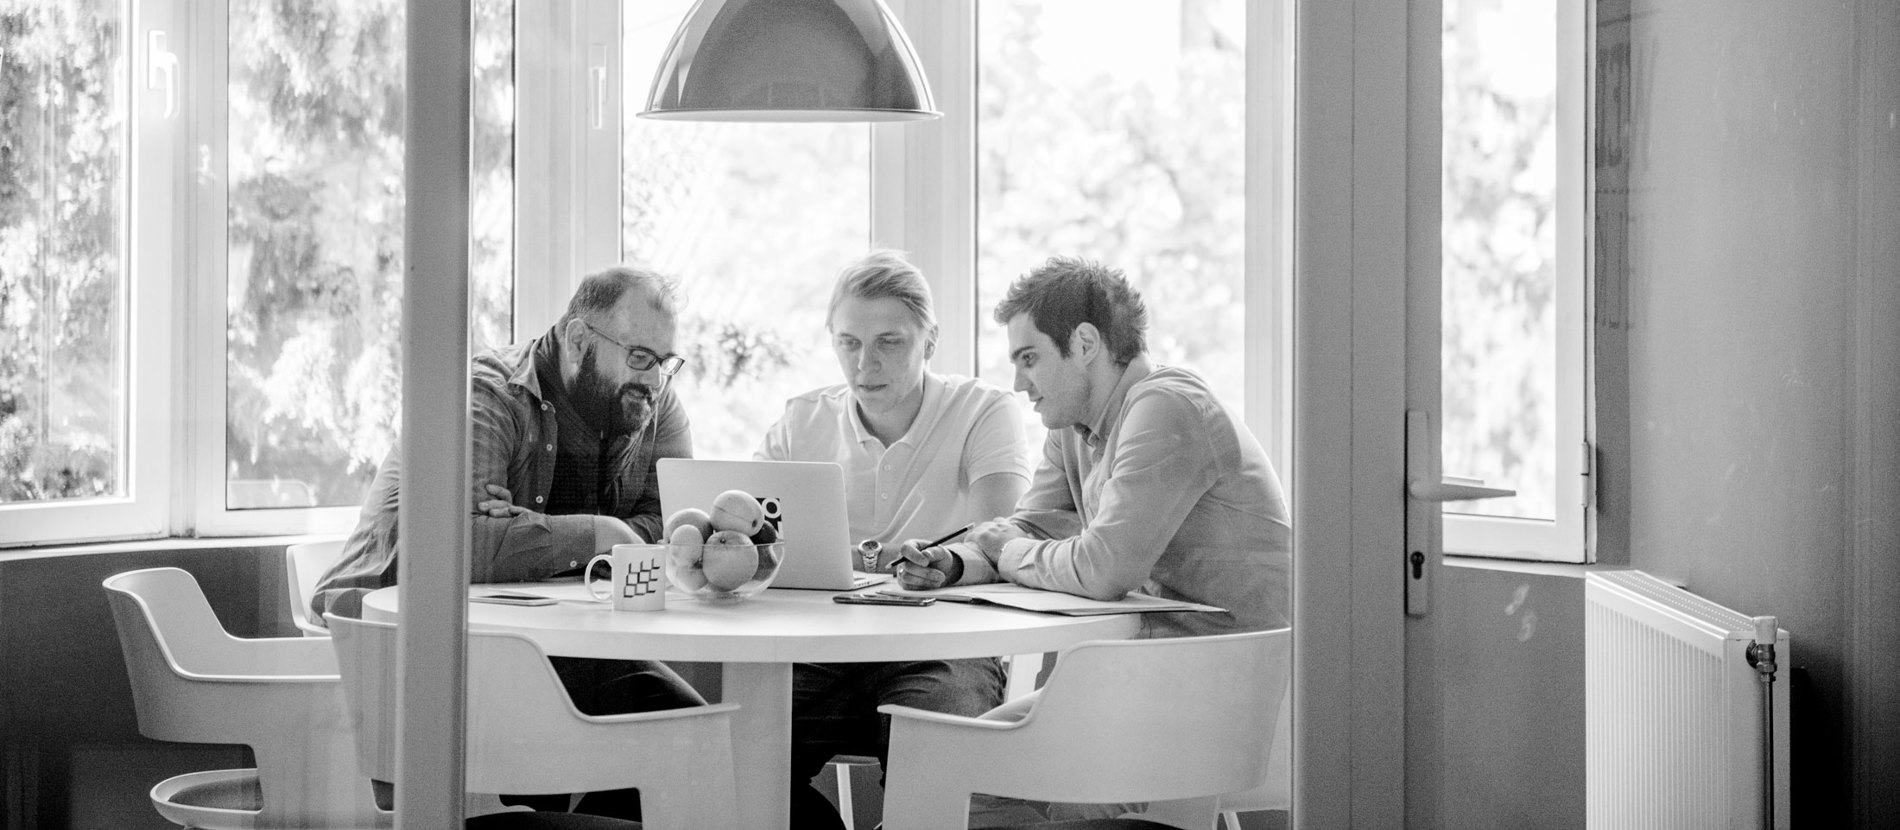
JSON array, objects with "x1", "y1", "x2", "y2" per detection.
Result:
[{"x1": 657, "y1": 458, "x2": 887, "y2": 591}]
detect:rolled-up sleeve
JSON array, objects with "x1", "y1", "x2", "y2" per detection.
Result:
[{"x1": 997, "y1": 392, "x2": 1217, "y2": 601}]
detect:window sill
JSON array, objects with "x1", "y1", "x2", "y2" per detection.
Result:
[{"x1": 0, "y1": 533, "x2": 342, "y2": 564}]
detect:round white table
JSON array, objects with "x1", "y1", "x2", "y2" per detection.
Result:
[{"x1": 363, "y1": 580, "x2": 1139, "y2": 829}]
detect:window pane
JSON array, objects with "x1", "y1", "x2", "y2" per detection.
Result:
[
  {"x1": 975, "y1": 0, "x2": 1247, "y2": 446},
  {"x1": 623, "y1": 4, "x2": 871, "y2": 462},
  {"x1": 1442, "y1": 0, "x2": 1558, "y2": 520},
  {"x1": 0, "y1": 1, "x2": 127, "y2": 504},
  {"x1": 224, "y1": 0, "x2": 515, "y2": 510}
]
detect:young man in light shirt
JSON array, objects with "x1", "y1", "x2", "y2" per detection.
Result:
[
  {"x1": 755, "y1": 250, "x2": 1030, "y2": 830},
  {"x1": 894, "y1": 255, "x2": 1291, "y2": 822}
]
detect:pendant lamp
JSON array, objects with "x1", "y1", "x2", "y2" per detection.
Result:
[{"x1": 640, "y1": 0, "x2": 939, "y2": 122}]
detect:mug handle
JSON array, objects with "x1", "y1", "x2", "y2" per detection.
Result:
[{"x1": 584, "y1": 553, "x2": 614, "y2": 601}]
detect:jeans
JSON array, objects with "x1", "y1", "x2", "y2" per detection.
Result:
[{"x1": 789, "y1": 658, "x2": 1007, "y2": 830}]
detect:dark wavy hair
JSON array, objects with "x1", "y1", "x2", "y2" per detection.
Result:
[{"x1": 992, "y1": 256, "x2": 1148, "y2": 365}]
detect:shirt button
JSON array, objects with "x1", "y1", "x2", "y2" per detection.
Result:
[
  {"x1": 534, "y1": 496, "x2": 544, "y2": 504},
  {"x1": 569, "y1": 560, "x2": 578, "y2": 568},
  {"x1": 541, "y1": 403, "x2": 549, "y2": 411},
  {"x1": 545, "y1": 444, "x2": 554, "y2": 451}
]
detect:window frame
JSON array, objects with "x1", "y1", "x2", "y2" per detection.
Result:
[
  {"x1": 0, "y1": 0, "x2": 179, "y2": 547},
  {"x1": 1439, "y1": 0, "x2": 1591, "y2": 564}
]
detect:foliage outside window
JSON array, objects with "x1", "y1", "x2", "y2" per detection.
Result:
[
  {"x1": 0, "y1": 0, "x2": 126, "y2": 505},
  {"x1": 975, "y1": 0, "x2": 1247, "y2": 450},
  {"x1": 622, "y1": 2, "x2": 870, "y2": 463},
  {"x1": 222, "y1": 0, "x2": 516, "y2": 510},
  {"x1": 1442, "y1": 0, "x2": 1560, "y2": 522}
]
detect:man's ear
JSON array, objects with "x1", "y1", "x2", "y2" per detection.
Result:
[
  {"x1": 560, "y1": 317, "x2": 587, "y2": 352},
  {"x1": 1070, "y1": 322, "x2": 1102, "y2": 364}
]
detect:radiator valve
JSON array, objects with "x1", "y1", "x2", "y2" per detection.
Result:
[{"x1": 1745, "y1": 615, "x2": 1779, "y2": 683}]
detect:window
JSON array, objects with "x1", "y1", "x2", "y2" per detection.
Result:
[
  {"x1": 974, "y1": 0, "x2": 1271, "y2": 455},
  {"x1": 622, "y1": 1, "x2": 872, "y2": 462},
  {"x1": 1440, "y1": 0, "x2": 1587, "y2": 561},
  {"x1": 206, "y1": 0, "x2": 516, "y2": 530}
]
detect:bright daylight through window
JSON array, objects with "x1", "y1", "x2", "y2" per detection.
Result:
[
  {"x1": 621, "y1": 1, "x2": 871, "y2": 463},
  {"x1": 1441, "y1": 0, "x2": 1586, "y2": 562},
  {"x1": 0, "y1": 0, "x2": 127, "y2": 509},
  {"x1": 975, "y1": 0, "x2": 1248, "y2": 449}
]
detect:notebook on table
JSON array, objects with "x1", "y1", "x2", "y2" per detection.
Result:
[{"x1": 657, "y1": 458, "x2": 887, "y2": 591}]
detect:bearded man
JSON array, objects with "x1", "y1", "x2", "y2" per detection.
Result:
[{"x1": 311, "y1": 264, "x2": 700, "y2": 819}]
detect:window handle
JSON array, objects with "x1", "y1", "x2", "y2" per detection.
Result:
[
  {"x1": 588, "y1": 43, "x2": 606, "y2": 130},
  {"x1": 1404, "y1": 410, "x2": 1518, "y2": 617},
  {"x1": 148, "y1": 30, "x2": 177, "y2": 119}
]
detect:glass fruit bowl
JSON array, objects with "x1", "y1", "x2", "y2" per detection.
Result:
[{"x1": 666, "y1": 540, "x2": 784, "y2": 602}]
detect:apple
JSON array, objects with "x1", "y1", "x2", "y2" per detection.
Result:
[
  {"x1": 669, "y1": 558, "x2": 708, "y2": 592},
  {"x1": 751, "y1": 541, "x2": 781, "y2": 582},
  {"x1": 669, "y1": 522, "x2": 704, "y2": 548},
  {"x1": 748, "y1": 520, "x2": 778, "y2": 546},
  {"x1": 709, "y1": 490, "x2": 764, "y2": 535},
  {"x1": 664, "y1": 507, "x2": 714, "y2": 542},
  {"x1": 702, "y1": 530, "x2": 759, "y2": 590}
]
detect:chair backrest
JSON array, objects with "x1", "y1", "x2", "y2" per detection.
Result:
[
  {"x1": 1026, "y1": 627, "x2": 1291, "y2": 802},
  {"x1": 327, "y1": 613, "x2": 740, "y2": 825},
  {"x1": 102, "y1": 567, "x2": 385, "y2": 827},
  {"x1": 286, "y1": 538, "x2": 346, "y2": 637}
]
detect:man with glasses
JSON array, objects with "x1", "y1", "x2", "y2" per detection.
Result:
[{"x1": 311, "y1": 264, "x2": 699, "y2": 820}]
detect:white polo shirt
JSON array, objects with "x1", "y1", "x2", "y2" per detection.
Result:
[{"x1": 755, "y1": 373, "x2": 1030, "y2": 548}]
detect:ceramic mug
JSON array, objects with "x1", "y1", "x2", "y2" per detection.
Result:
[{"x1": 585, "y1": 543, "x2": 667, "y2": 611}]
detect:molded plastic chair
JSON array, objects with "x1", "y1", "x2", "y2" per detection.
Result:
[
  {"x1": 1216, "y1": 683, "x2": 1292, "y2": 829},
  {"x1": 286, "y1": 538, "x2": 346, "y2": 637},
  {"x1": 103, "y1": 567, "x2": 389, "y2": 830},
  {"x1": 879, "y1": 628, "x2": 1291, "y2": 830},
  {"x1": 327, "y1": 613, "x2": 741, "y2": 828},
  {"x1": 827, "y1": 650, "x2": 1047, "y2": 829}
]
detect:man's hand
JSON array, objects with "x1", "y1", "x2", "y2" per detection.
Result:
[
  {"x1": 592, "y1": 515, "x2": 643, "y2": 554},
  {"x1": 476, "y1": 483, "x2": 526, "y2": 518},
  {"x1": 968, "y1": 519, "x2": 1027, "y2": 559},
  {"x1": 893, "y1": 540, "x2": 969, "y2": 590}
]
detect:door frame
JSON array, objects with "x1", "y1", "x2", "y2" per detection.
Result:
[{"x1": 1292, "y1": 0, "x2": 1437, "y2": 825}]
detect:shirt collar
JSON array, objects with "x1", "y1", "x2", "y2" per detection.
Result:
[
  {"x1": 1077, "y1": 356, "x2": 1152, "y2": 448},
  {"x1": 512, "y1": 326, "x2": 561, "y2": 402},
  {"x1": 848, "y1": 372, "x2": 943, "y2": 448}
]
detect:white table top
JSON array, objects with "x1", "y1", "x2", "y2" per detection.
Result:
[{"x1": 361, "y1": 579, "x2": 1141, "y2": 664}]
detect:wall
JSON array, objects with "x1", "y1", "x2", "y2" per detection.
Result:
[
  {"x1": 0, "y1": 542, "x2": 287, "y2": 829},
  {"x1": 1437, "y1": 562, "x2": 1587, "y2": 830},
  {"x1": 1596, "y1": 0, "x2": 1900, "y2": 825}
]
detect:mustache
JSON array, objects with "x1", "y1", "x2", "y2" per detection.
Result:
[{"x1": 618, "y1": 382, "x2": 657, "y2": 404}]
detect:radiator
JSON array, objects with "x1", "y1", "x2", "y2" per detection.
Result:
[{"x1": 1585, "y1": 570, "x2": 1791, "y2": 830}]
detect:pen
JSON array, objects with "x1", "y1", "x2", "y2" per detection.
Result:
[{"x1": 922, "y1": 523, "x2": 974, "y2": 550}]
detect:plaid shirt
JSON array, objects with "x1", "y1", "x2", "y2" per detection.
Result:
[{"x1": 312, "y1": 330, "x2": 691, "y2": 622}]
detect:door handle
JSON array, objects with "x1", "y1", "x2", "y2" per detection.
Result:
[{"x1": 1404, "y1": 411, "x2": 1516, "y2": 617}]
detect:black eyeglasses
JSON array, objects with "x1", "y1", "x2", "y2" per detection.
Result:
[{"x1": 584, "y1": 322, "x2": 686, "y2": 377}]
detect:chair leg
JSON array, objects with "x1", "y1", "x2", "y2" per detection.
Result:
[{"x1": 836, "y1": 761, "x2": 856, "y2": 830}]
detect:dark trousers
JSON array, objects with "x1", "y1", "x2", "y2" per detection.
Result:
[
  {"x1": 498, "y1": 657, "x2": 706, "y2": 820},
  {"x1": 789, "y1": 658, "x2": 1007, "y2": 830}
]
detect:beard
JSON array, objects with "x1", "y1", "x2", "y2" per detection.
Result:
[{"x1": 574, "y1": 345, "x2": 658, "y2": 437}]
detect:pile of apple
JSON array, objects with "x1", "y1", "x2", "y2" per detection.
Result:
[{"x1": 664, "y1": 489, "x2": 782, "y2": 593}]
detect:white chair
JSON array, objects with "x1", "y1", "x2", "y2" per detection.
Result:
[
  {"x1": 826, "y1": 651, "x2": 1050, "y2": 830},
  {"x1": 1217, "y1": 683, "x2": 1292, "y2": 829},
  {"x1": 285, "y1": 538, "x2": 346, "y2": 637},
  {"x1": 103, "y1": 567, "x2": 389, "y2": 830},
  {"x1": 327, "y1": 613, "x2": 742, "y2": 828},
  {"x1": 879, "y1": 628, "x2": 1291, "y2": 830}
]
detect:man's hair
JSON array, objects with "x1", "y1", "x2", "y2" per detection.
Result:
[
  {"x1": 992, "y1": 256, "x2": 1147, "y2": 365},
  {"x1": 827, "y1": 250, "x2": 938, "y2": 347},
  {"x1": 560, "y1": 264, "x2": 680, "y2": 326}
]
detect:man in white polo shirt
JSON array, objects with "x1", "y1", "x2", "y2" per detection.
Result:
[{"x1": 755, "y1": 250, "x2": 1030, "y2": 830}]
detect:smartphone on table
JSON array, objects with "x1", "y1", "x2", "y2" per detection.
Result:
[
  {"x1": 471, "y1": 591, "x2": 557, "y2": 606},
  {"x1": 833, "y1": 591, "x2": 936, "y2": 607}
]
